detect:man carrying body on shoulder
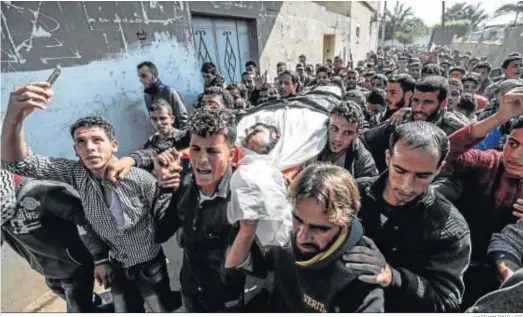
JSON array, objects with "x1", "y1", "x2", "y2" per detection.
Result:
[
  {"x1": 231, "y1": 164, "x2": 385, "y2": 312},
  {"x1": 2, "y1": 82, "x2": 174, "y2": 312},
  {"x1": 344, "y1": 121, "x2": 472, "y2": 312},
  {"x1": 304, "y1": 102, "x2": 378, "y2": 179},
  {"x1": 151, "y1": 107, "x2": 266, "y2": 312},
  {"x1": 138, "y1": 61, "x2": 188, "y2": 130}
]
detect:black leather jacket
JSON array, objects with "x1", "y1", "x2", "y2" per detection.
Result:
[{"x1": 357, "y1": 174, "x2": 472, "y2": 312}]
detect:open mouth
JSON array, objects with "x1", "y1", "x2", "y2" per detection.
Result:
[{"x1": 196, "y1": 168, "x2": 212, "y2": 178}]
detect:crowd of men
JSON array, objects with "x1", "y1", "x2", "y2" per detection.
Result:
[{"x1": 1, "y1": 44, "x2": 523, "y2": 313}]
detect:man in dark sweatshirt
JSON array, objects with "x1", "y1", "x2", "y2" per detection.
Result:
[
  {"x1": 138, "y1": 61, "x2": 189, "y2": 130},
  {"x1": 1, "y1": 171, "x2": 107, "y2": 312},
  {"x1": 234, "y1": 164, "x2": 384, "y2": 312},
  {"x1": 344, "y1": 121, "x2": 472, "y2": 312},
  {"x1": 304, "y1": 101, "x2": 378, "y2": 179}
]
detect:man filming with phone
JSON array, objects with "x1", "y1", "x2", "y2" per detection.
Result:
[{"x1": 1, "y1": 80, "x2": 177, "y2": 312}]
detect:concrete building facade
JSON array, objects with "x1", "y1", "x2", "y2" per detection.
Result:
[{"x1": 0, "y1": 1, "x2": 379, "y2": 157}]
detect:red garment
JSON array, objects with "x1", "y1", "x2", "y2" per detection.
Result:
[
  {"x1": 446, "y1": 123, "x2": 523, "y2": 209},
  {"x1": 473, "y1": 94, "x2": 488, "y2": 110}
]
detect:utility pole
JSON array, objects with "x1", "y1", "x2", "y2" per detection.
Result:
[
  {"x1": 380, "y1": 0, "x2": 387, "y2": 47},
  {"x1": 441, "y1": 1, "x2": 445, "y2": 47}
]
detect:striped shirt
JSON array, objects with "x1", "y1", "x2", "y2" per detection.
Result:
[{"x1": 3, "y1": 148, "x2": 161, "y2": 268}]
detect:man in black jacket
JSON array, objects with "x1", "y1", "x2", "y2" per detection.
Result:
[
  {"x1": 304, "y1": 101, "x2": 378, "y2": 179},
  {"x1": 343, "y1": 121, "x2": 471, "y2": 312},
  {"x1": 361, "y1": 76, "x2": 468, "y2": 173},
  {"x1": 1, "y1": 172, "x2": 106, "y2": 312},
  {"x1": 138, "y1": 61, "x2": 189, "y2": 130},
  {"x1": 237, "y1": 164, "x2": 384, "y2": 312},
  {"x1": 151, "y1": 107, "x2": 264, "y2": 312}
]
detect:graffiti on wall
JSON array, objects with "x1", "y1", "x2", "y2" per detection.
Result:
[{"x1": 1, "y1": 1, "x2": 190, "y2": 72}]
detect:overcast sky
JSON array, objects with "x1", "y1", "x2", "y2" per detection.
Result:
[{"x1": 388, "y1": 0, "x2": 519, "y2": 27}]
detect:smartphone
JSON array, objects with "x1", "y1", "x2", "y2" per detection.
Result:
[{"x1": 47, "y1": 65, "x2": 61, "y2": 86}]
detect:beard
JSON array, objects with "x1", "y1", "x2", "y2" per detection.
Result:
[
  {"x1": 387, "y1": 97, "x2": 406, "y2": 111},
  {"x1": 412, "y1": 106, "x2": 442, "y2": 123},
  {"x1": 291, "y1": 227, "x2": 342, "y2": 262}
]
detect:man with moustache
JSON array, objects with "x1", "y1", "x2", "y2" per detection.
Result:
[
  {"x1": 138, "y1": 61, "x2": 188, "y2": 130},
  {"x1": 304, "y1": 102, "x2": 378, "y2": 179},
  {"x1": 233, "y1": 164, "x2": 385, "y2": 312},
  {"x1": 2, "y1": 82, "x2": 174, "y2": 312},
  {"x1": 343, "y1": 121, "x2": 472, "y2": 312},
  {"x1": 344, "y1": 70, "x2": 363, "y2": 92},
  {"x1": 442, "y1": 87, "x2": 523, "y2": 309},
  {"x1": 361, "y1": 76, "x2": 467, "y2": 173},
  {"x1": 365, "y1": 74, "x2": 416, "y2": 134}
]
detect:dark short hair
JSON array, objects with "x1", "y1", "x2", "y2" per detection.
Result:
[
  {"x1": 201, "y1": 62, "x2": 217, "y2": 74},
  {"x1": 189, "y1": 107, "x2": 237, "y2": 147},
  {"x1": 226, "y1": 83, "x2": 249, "y2": 100},
  {"x1": 279, "y1": 70, "x2": 300, "y2": 84},
  {"x1": 508, "y1": 116, "x2": 523, "y2": 133},
  {"x1": 389, "y1": 74, "x2": 416, "y2": 94},
  {"x1": 415, "y1": 76, "x2": 449, "y2": 103},
  {"x1": 449, "y1": 66, "x2": 466, "y2": 75},
  {"x1": 371, "y1": 74, "x2": 388, "y2": 87},
  {"x1": 389, "y1": 121, "x2": 449, "y2": 167},
  {"x1": 502, "y1": 55, "x2": 522, "y2": 69},
  {"x1": 245, "y1": 60, "x2": 257, "y2": 68},
  {"x1": 409, "y1": 62, "x2": 422, "y2": 68},
  {"x1": 447, "y1": 78, "x2": 464, "y2": 92},
  {"x1": 316, "y1": 66, "x2": 330, "y2": 75},
  {"x1": 474, "y1": 61, "x2": 492, "y2": 73},
  {"x1": 137, "y1": 61, "x2": 158, "y2": 77},
  {"x1": 367, "y1": 89, "x2": 386, "y2": 106},
  {"x1": 70, "y1": 116, "x2": 116, "y2": 141},
  {"x1": 461, "y1": 72, "x2": 481, "y2": 85},
  {"x1": 330, "y1": 101, "x2": 364, "y2": 128},
  {"x1": 203, "y1": 86, "x2": 234, "y2": 109},
  {"x1": 344, "y1": 89, "x2": 366, "y2": 108},
  {"x1": 277, "y1": 62, "x2": 286, "y2": 68},
  {"x1": 346, "y1": 69, "x2": 359, "y2": 76},
  {"x1": 456, "y1": 93, "x2": 477, "y2": 115},
  {"x1": 422, "y1": 63, "x2": 442, "y2": 76},
  {"x1": 363, "y1": 71, "x2": 376, "y2": 78},
  {"x1": 299, "y1": 54, "x2": 306, "y2": 59},
  {"x1": 326, "y1": 58, "x2": 333, "y2": 63},
  {"x1": 149, "y1": 98, "x2": 172, "y2": 114}
]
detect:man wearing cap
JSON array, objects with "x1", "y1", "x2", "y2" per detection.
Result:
[
  {"x1": 478, "y1": 80, "x2": 523, "y2": 121},
  {"x1": 449, "y1": 66, "x2": 466, "y2": 80},
  {"x1": 440, "y1": 60, "x2": 451, "y2": 77},
  {"x1": 408, "y1": 62, "x2": 422, "y2": 81}
]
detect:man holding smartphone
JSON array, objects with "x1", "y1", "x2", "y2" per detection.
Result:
[{"x1": 1, "y1": 81, "x2": 176, "y2": 312}]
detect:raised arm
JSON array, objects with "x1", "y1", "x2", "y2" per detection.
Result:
[{"x1": 2, "y1": 82, "x2": 77, "y2": 185}]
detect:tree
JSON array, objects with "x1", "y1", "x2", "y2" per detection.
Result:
[
  {"x1": 444, "y1": 2, "x2": 489, "y2": 30},
  {"x1": 495, "y1": 1, "x2": 523, "y2": 24},
  {"x1": 382, "y1": 2, "x2": 414, "y2": 41}
]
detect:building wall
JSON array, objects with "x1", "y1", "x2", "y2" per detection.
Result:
[
  {"x1": 450, "y1": 25, "x2": 523, "y2": 69},
  {"x1": 1, "y1": 1, "x2": 379, "y2": 159},
  {"x1": 348, "y1": 1, "x2": 380, "y2": 63},
  {"x1": 1, "y1": 1, "x2": 202, "y2": 158}
]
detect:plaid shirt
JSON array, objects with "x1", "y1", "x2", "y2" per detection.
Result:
[{"x1": 3, "y1": 148, "x2": 161, "y2": 268}]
